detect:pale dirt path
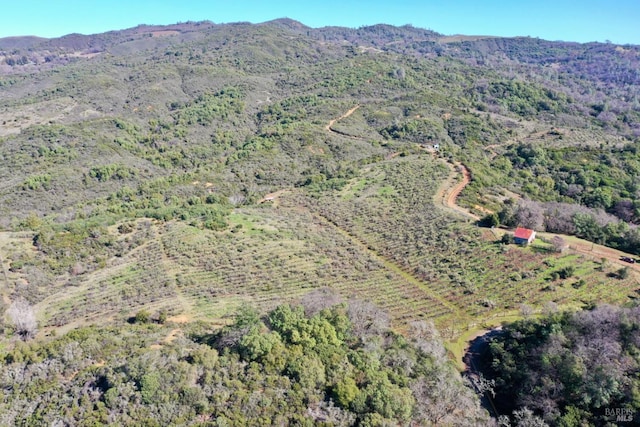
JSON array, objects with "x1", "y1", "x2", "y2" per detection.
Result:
[
  {"x1": 325, "y1": 105, "x2": 361, "y2": 132},
  {"x1": 484, "y1": 143, "x2": 504, "y2": 160},
  {"x1": 444, "y1": 163, "x2": 479, "y2": 220},
  {"x1": 257, "y1": 189, "x2": 290, "y2": 204}
]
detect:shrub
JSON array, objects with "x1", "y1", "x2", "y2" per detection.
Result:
[
  {"x1": 134, "y1": 310, "x2": 151, "y2": 324},
  {"x1": 501, "y1": 233, "x2": 513, "y2": 244},
  {"x1": 618, "y1": 267, "x2": 630, "y2": 280}
]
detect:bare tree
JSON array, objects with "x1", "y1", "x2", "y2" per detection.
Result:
[
  {"x1": 300, "y1": 287, "x2": 343, "y2": 317},
  {"x1": 512, "y1": 408, "x2": 549, "y2": 427},
  {"x1": 543, "y1": 202, "x2": 577, "y2": 234},
  {"x1": 412, "y1": 369, "x2": 492, "y2": 425},
  {"x1": 519, "y1": 304, "x2": 534, "y2": 319},
  {"x1": 469, "y1": 373, "x2": 496, "y2": 398},
  {"x1": 7, "y1": 298, "x2": 37, "y2": 340},
  {"x1": 551, "y1": 236, "x2": 567, "y2": 253},
  {"x1": 516, "y1": 199, "x2": 544, "y2": 230},
  {"x1": 542, "y1": 302, "x2": 558, "y2": 316},
  {"x1": 613, "y1": 199, "x2": 635, "y2": 222},
  {"x1": 409, "y1": 320, "x2": 447, "y2": 363},
  {"x1": 347, "y1": 299, "x2": 389, "y2": 341},
  {"x1": 307, "y1": 400, "x2": 355, "y2": 426},
  {"x1": 228, "y1": 193, "x2": 246, "y2": 206}
]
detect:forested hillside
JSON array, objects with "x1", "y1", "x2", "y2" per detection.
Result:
[
  {"x1": 481, "y1": 305, "x2": 640, "y2": 425},
  {"x1": 1, "y1": 19, "x2": 640, "y2": 425},
  {"x1": 0, "y1": 301, "x2": 491, "y2": 425}
]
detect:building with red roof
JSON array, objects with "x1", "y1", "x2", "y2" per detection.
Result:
[{"x1": 513, "y1": 227, "x2": 536, "y2": 245}]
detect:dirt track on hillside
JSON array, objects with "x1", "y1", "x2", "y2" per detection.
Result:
[
  {"x1": 257, "y1": 189, "x2": 290, "y2": 205},
  {"x1": 445, "y1": 164, "x2": 479, "y2": 220},
  {"x1": 538, "y1": 232, "x2": 640, "y2": 271},
  {"x1": 434, "y1": 161, "x2": 481, "y2": 220},
  {"x1": 325, "y1": 105, "x2": 360, "y2": 132}
]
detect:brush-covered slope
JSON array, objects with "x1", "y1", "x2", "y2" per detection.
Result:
[
  {"x1": 1, "y1": 18, "x2": 639, "y2": 331},
  {"x1": 1, "y1": 18, "x2": 640, "y2": 426}
]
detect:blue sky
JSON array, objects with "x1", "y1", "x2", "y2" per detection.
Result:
[{"x1": 3, "y1": 0, "x2": 639, "y2": 44}]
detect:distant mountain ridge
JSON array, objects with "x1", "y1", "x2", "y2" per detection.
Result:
[
  {"x1": 4, "y1": 18, "x2": 637, "y2": 54},
  {"x1": 0, "y1": 21, "x2": 215, "y2": 51},
  {"x1": 2, "y1": 19, "x2": 638, "y2": 89},
  {"x1": 0, "y1": 35, "x2": 48, "y2": 49}
]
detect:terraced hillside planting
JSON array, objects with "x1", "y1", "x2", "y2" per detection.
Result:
[
  {"x1": 29, "y1": 189, "x2": 456, "y2": 332},
  {"x1": 305, "y1": 155, "x2": 640, "y2": 333}
]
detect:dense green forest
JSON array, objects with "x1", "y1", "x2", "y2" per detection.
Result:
[{"x1": 1, "y1": 19, "x2": 640, "y2": 425}]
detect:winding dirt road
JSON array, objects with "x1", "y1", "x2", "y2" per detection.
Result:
[
  {"x1": 434, "y1": 161, "x2": 480, "y2": 220},
  {"x1": 445, "y1": 164, "x2": 479, "y2": 220}
]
